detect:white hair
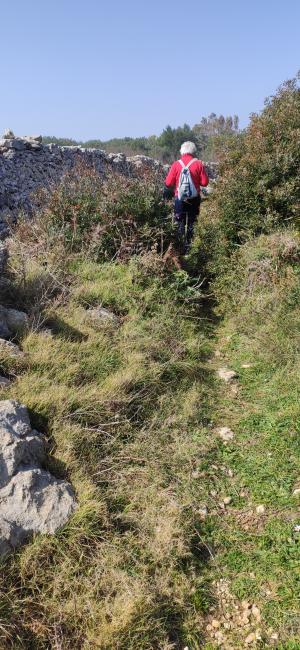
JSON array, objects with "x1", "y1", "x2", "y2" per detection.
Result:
[{"x1": 180, "y1": 141, "x2": 197, "y2": 155}]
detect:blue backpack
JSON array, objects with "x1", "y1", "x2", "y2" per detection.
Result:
[{"x1": 177, "y1": 158, "x2": 198, "y2": 200}]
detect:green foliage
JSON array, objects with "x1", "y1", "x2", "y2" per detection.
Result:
[
  {"x1": 189, "y1": 73, "x2": 300, "y2": 284},
  {"x1": 4, "y1": 72, "x2": 300, "y2": 647},
  {"x1": 157, "y1": 123, "x2": 193, "y2": 161},
  {"x1": 41, "y1": 135, "x2": 80, "y2": 146},
  {"x1": 183, "y1": 73, "x2": 300, "y2": 646},
  {"x1": 40, "y1": 165, "x2": 172, "y2": 261},
  {"x1": 42, "y1": 112, "x2": 240, "y2": 163},
  {"x1": 210, "y1": 73, "x2": 300, "y2": 252},
  {"x1": 0, "y1": 250, "x2": 216, "y2": 649},
  {"x1": 208, "y1": 228, "x2": 300, "y2": 644},
  {"x1": 193, "y1": 112, "x2": 239, "y2": 160},
  {"x1": 213, "y1": 229, "x2": 300, "y2": 316}
]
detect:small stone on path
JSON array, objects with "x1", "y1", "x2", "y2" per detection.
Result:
[
  {"x1": 86, "y1": 306, "x2": 118, "y2": 328},
  {"x1": 217, "y1": 426, "x2": 235, "y2": 442},
  {"x1": 245, "y1": 632, "x2": 257, "y2": 644},
  {"x1": 252, "y1": 604, "x2": 261, "y2": 621},
  {"x1": 217, "y1": 367, "x2": 238, "y2": 383},
  {"x1": 230, "y1": 384, "x2": 239, "y2": 396},
  {"x1": 211, "y1": 619, "x2": 220, "y2": 629},
  {"x1": 198, "y1": 505, "x2": 208, "y2": 520}
]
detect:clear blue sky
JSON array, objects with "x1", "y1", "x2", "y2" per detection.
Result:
[{"x1": 1, "y1": 0, "x2": 299, "y2": 140}]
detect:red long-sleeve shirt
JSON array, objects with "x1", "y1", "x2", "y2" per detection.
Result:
[{"x1": 165, "y1": 154, "x2": 209, "y2": 197}]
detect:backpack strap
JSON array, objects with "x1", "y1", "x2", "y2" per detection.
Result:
[
  {"x1": 178, "y1": 158, "x2": 197, "y2": 169},
  {"x1": 186, "y1": 158, "x2": 197, "y2": 169}
]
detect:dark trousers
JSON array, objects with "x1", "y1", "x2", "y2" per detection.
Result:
[{"x1": 174, "y1": 196, "x2": 201, "y2": 252}]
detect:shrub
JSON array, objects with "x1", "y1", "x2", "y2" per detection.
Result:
[
  {"x1": 193, "y1": 73, "x2": 300, "y2": 280},
  {"x1": 217, "y1": 73, "x2": 300, "y2": 241},
  {"x1": 41, "y1": 164, "x2": 172, "y2": 261}
]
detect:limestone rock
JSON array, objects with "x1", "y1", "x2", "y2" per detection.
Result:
[
  {"x1": 0, "y1": 399, "x2": 31, "y2": 439},
  {"x1": 217, "y1": 426, "x2": 235, "y2": 442},
  {"x1": 0, "y1": 400, "x2": 42, "y2": 489},
  {"x1": 198, "y1": 505, "x2": 208, "y2": 520},
  {"x1": 251, "y1": 604, "x2": 261, "y2": 622},
  {"x1": 25, "y1": 135, "x2": 42, "y2": 143},
  {"x1": 0, "y1": 305, "x2": 28, "y2": 339},
  {"x1": 0, "y1": 338, "x2": 25, "y2": 357},
  {"x1": 0, "y1": 376, "x2": 10, "y2": 388},
  {"x1": 0, "y1": 400, "x2": 76, "y2": 556},
  {"x1": 0, "y1": 469, "x2": 76, "y2": 543},
  {"x1": 86, "y1": 306, "x2": 118, "y2": 328},
  {"x1": 4, "y1": 306, "x2": 29, "y2": 334},
  {"x1": 0, "y1": 138, "x2": 26, "y2": 151},
  {"x1": 211, "y1": 619, "x2": 220, "y2": 629},
  {"x1": 0, "y1": 314, "x2": 10, "y2": 339},
  {"x1": 217, "y1": 367, "x2": 238, "y2": 383},
  {"x1": 245, "y1": 632, "x2": 257, "y2": 644}
]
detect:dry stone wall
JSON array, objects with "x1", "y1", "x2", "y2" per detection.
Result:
[{"x1": 0, "y1": 129, "x2": 218, "y2": 237}]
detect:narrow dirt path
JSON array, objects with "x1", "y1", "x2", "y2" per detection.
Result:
[{"x1": 201, "y1": 328, "x2": 292, "y2": 648}]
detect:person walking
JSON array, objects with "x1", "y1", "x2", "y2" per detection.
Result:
[{"x1": 164, "y1": 141, "x2": 209, "y2": 252}]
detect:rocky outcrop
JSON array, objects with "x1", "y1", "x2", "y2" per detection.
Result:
[
  {"x1": 0, "y1": 130, "x2": 218, "y2": 235},
  {"x1": 0, "y1": 400, "x2": 76, "y2": 556}
]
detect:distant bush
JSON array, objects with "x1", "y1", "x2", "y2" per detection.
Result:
[{"x1": 39, "y1": 165, "x2": 172, "y2": 261}]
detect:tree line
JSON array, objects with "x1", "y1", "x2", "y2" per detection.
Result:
[{"x1": 42, "y1": 113, "x2": 239, "y2": 163}]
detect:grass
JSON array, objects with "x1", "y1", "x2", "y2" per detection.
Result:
[
  {"x1": 204, "y1": 329, "x2": 300, "y2": 644},
  {"x1": 0, "y1": 221, "x2": 299, "y2": 648},
  {"x1": 0, "y1": 255, "x2": 220, "y2": 649},
  {"x1": 198, "y1": 232, "x2": 300, "y2": 647}
]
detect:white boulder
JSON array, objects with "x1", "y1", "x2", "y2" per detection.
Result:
[{"x1": 0, "y1": 400, "x2": 76, "y2": 556}]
